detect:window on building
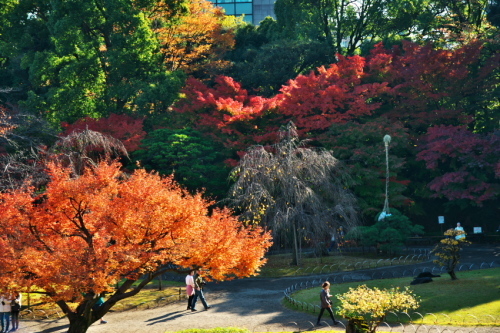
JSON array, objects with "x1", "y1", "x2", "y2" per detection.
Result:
[{"x1": 213, "y1": 0, "x2": 253, "y2": 22}]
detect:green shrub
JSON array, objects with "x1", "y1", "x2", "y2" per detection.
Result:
[{"x1": 347, "y1": 209, "x2": 424, "y2": 254}]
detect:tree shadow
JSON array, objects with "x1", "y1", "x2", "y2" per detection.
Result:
[{"x1": 145, "y1": 310, "x2": 194, "y2": 326}]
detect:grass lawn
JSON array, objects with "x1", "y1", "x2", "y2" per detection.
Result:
[{"x1": 288, "y1": 267, "x2": 500, "y2": 326}]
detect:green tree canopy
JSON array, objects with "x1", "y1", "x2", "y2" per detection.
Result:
[
  {"x1": 131, "y1": 128, "x2": 231, "y2": 199},
  {"x1": 271, "y1": 0, "x2": 495, "y2": 56},
  {"x1": 488, "y1": 0, "x2": 500, "y2": 27},
  {"x1": 227, "y1": 38, "x2": 334, "y2": 96},
  {"x1": 0, "y1": 0, "x2": 186, "y2": 125},
  {"x1": 273, "y1": 0, "x2": 437, "y2": 55}
]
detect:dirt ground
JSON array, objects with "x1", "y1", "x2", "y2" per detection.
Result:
[{"x1": 15, "y1": 245, "x2": 500, "y2": 333}]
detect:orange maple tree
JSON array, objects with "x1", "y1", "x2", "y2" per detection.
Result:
[
  {"x1": 0, "y1": 160, "x2": 272, "y2": 333},
  {"x1": 153, "y1": 0, "x2": 234, "y2": 76}
]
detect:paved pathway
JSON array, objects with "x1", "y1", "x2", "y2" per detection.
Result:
[{"x1": 16, "y1": 245, "x2": 500, "y2": 333}]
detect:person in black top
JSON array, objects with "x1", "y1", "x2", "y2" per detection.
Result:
[{"x1": 317, "y1": 281, "x2": 340, "y2": 326}]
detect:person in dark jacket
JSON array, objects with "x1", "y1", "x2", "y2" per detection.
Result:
[
  {"x1": 10, "y1": 291, "x2": 22, "y2": 331},
  {"x1": 317, "y1": 281, "x2": 340, "y2": 326},
  {"x1": 191, "y1": 269, "x2": 211, "y2": 311}
]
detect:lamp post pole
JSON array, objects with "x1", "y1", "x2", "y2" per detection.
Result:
[{"x1": 379, "y1": 135, "x2": 391, "y2": 221}]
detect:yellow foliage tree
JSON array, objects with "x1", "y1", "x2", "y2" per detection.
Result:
[
  {"x1": 153, "y1": 0, "x2": 235, "y2": 76},
  {"x1": 432, "y1": 228, "x2": 470, "y2": 280},
  {"x1": 336, "y1": 285, "x2": 419, "y2": 333}
]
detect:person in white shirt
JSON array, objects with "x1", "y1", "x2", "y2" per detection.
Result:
[
  {"x1": 0, "y1": 291, "x2": 12, "y2": 333},
  {"x1": 185, "y1": 270, "x2": 196, "y2": 310}
]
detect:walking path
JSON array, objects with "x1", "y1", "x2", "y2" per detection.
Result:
[{"x1": 16, "y1": 245, "x2": 500, "y2": 333}]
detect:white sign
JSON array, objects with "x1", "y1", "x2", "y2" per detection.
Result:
[
  {"x1": 438, "y1": 216, "x2": 445, "y2": 224},
  {"x1": 474, "y1": 227, "x2": 482, "y2": 234}
]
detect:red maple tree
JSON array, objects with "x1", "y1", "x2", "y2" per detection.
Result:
[
  {"x1": 175, "y1": 76, "x2": 279, "y2": 153},
  {"x1": 174, "y1": 57, "x2": 392, "y2": 152},
  {"x1": 275, "y1": 55, "x2": 390, "y2": 136},
  {"x1": 61, "y1": 114, "x2": 146, "y2": 153},
  {"x1": 417, "y1": 125, "x2": 500, "y2": 205},
  {"x1": 366, "y1": 40, "x2": 497, "y2": 131},
  {"x1": 175, "y1": 40, "x2": 498, "y2": 147},
  {"x1": 173, "y1": 40, "x2": 499, "y2": 213}
]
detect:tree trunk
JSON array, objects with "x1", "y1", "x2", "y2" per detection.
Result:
[
  {"x1": 346, "y1": 319, "x2": 370, "y2": 333},
  {"x1": 67, "y1": 315, "x2": 92, "y2": 333},
  {"x1": 447, "y1": 269, "x2": 458, "y2": 280},
  {"x1": 158, "y1": 274, "x2": 163, "y2": 291},
  {"x1": 291, "y1": 224, "x2": 300, "y2": 266}
]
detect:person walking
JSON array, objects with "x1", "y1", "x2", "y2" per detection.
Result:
[
  {"x1": 185, "y1": 270, "x2": 196, "y2": 311},
  {"x1": 191, "y1": 269, "x2": 211, "y2": 311},
  {"x1": 0, "y1": 291, "x2": 12, "y2": 333},
  {"x1": 9, "y1": 291, "x2": 21, "y2": 332},
  {"x1": 328, "y1": 232, "x2": 337, "y2": 252},
  {"x1": 92, "y1": 294, "x2": 108, "y2": 324},
  {"x1": 317, "y1": 281, "x2": 339, "y2": 326},
  {"x1": 337, "y1": 226, "x2": 345, "y2": 246}
]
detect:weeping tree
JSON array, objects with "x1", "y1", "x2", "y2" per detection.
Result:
[
  {"x1": 51, "y1": 128, "x2": 129, "y2": 176},
  {"x1": 227, "y1": 122, "x2": 359, "y2": 265},
  {"x1": 0, "y1": 128, "x2": 128, "y2": 192}
]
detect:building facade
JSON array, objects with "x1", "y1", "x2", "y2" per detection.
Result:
[{"x1": 212, "y1": 0, "x2": 275, "y2": 25}]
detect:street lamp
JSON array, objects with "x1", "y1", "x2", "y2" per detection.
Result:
[{"x1": 378, "y1": 134, "x2": 392, "y2": 221}]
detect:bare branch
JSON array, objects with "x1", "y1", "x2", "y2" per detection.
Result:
[{"x1": 51, "y1": 128, "x2": 129, "y2": 175}]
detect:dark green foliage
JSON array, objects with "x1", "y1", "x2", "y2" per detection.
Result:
[
  {"x1": 225, "y1": 17, "x2": 333, "y2": 96},
  {"x1": 233, "y1": 24, "x2": 269, "y2": 49},
  {"x1": 488, "y1": 0, "x2": 500, "y2": 27},
  {"x1": 273, "y1": 0, "x2": 431, "y2": 55},
  {"x1": 131, "y1": 128, "x2": 231, "y2": 199},
  {"x1": 348, "y1": 209, "x2": 424, "y2": 254},
  {"x1": 272, "y1": 0, "x2": 492, "y2": 55},
  {"x1": 228, "y1": 39, "x2": 333, "y2": 96},
  {"x1": 323, "y1": 118, "x2": 411, "y2": 220}
]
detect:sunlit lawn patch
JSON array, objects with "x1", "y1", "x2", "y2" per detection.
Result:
[
  {"x1": 21, "y1": 280, "x2": 185, "y2": 319},
  {"x1": 288, "y1": 268, "x2": 500, "y2": 326}
]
